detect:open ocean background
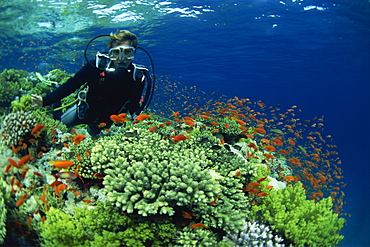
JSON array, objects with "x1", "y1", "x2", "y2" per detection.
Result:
[{"x1": 1, "y1": 0, "x2": 369, "y2": 246}]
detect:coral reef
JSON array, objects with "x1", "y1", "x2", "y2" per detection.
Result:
[
  {"x1": 0, "y1": 69, "x2": 347, "y2": 246},
  {"x1": 0, "y1": 69, "x2": 29, "y2": 107},
  {"x1": 174, "y1": 227, "x2": 229, "y2": 247},
  {"x1": 0, "y1": 110, "x2": 39, "y2": 146},
  {"x1": 39, "y1": 202, "x2": 176, "y2": 247},
  {"x1": 10, "y1": 95, "x2": 33, "y2": 112},
  {"x1": 0, "y1": 178, "x2": 7, "y2": 245},
  {"x1": 223, "y1": 220, "x2": 284, "y2": 247},
  {"x1": 251, "y1": 182, "x2": 345, "y2": 246}
]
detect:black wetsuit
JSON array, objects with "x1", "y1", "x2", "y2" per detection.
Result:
[{"x1": 43, "y1": 62, "x2": 145, "y2": 125}]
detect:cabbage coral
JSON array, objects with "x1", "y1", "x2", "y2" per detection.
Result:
[{"x1": 251, "y1": 182, "x2": 345, "y2": 246}]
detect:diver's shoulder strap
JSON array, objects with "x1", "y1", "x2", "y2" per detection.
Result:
[
  {"x1": 132, "y1": 63, "x2": 148, "y2": 82},
  {"x1": 95, "y1": 52, "x2": 111, "y2": 70}
]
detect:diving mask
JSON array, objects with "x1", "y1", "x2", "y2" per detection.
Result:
[{"x1": 108, "y1": 45, "x2": 136, "y2": 61}]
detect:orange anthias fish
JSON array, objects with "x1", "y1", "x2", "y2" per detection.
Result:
[
  {"x1": 31, "y1": 124, "x2": 44, "y2": 137},
  {"x1": 110, "y1": 114, "x2": 128, "y2": 123},
  {"x1": 18, "y1": 155, "x2": 32, "y2": 166},
  {"x1": 172, "y1": 134, "x2": 189, "y2": 142},
  {"x1": 264, "y1": 145, "x2": 276, "y2": 152},
  {"x1": 189, "y1": 223, "x2": 209, "y2": 229},
  {"x1": 257, "y1": 176, "x2": 268, "y2": 183},
  {"x1": 73, "y1": 134, "x2": 86, "y2": 145},
  {"x1": 284, "y1": 175, "x2": 295, "y2": 182},
  {"x1": 49, "y1": 160, "x2": 75, "y2": 169},
  {"x1": 182, "y1": 211, "x2": 195, "y2": 219},
  {"x1": 16, "y1": 193, "x2": 28, "y2": 207},
  {"x1": 134, "y1": 114, "x2": 151, "y2": 122},
  {"x1": 97, "y1": 122, "x2": 107, "y2": 128},
  {"x1": 257, "y1": 192, "x2": 269, "y2": 197},
  {"x1": 254, "y1": 127, "x2": 266, "y2": 135}
]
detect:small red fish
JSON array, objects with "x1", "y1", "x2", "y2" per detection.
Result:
[
  {"x1": 149, "y1": 126, "x2": 157, "y2": 132},
  {"x1": 189, "y1": 223, "x2": 209, "y2": 229},
  {"x1": 235, "y1": 119, "x2": 247, "y2": 126},
  {"x1": 183, "y1": 120, "x2": 195, "y2": 127},
  {"x1": 172, "y1": 111, "x2": 181, "y2": 117},
  {"x1": 182, "y1": 211, "x2": 195, "y2": 219},
  {"x1": 209, "y1": 196, "x2": 219, "y2": 206},
  {"x1": 247, "y1": 182, "x2": 262, "y2": 188},
  {"x1": 4, "y1": 164, "x2": 12, "y2": 173},
  {"x1": 172, "y1": 134, "x2": 189, "y2": 143},
  {"x1": 254, "y1": 127, "x2": 266, "y2": 135},
  {"x1": 21, "y1": 168, "x2": 30, "y2": 179},
  {"x1": 265, "y1": 145, "x2": 276, "y2": 152},
  {"x1": 97, "y1": 122, "x2": 107, "y2": 128},
  {"x1": 118, "y1": 113, "x2": 127, "y2": 119},
  {"x1": 73, "y1": 134, "x2": 86, "y2": 145},
  {"x1": 93, "y1": 173, "x2": 106, "y2": 179},
  {"x1": 8, "y1": 158, "x2": 22, "y2": 169},
  {"x1": 110, "y1": 114, "x2": 127, "y2": 123},
  {"x1": 134, "y1": 114, "x2": 151, "y2": 122},
  {"x1": 49, "y1": 160, "x2": 75, "y2": 169},
  {"x1": 18, "y1": 155, "x2": 31, "y2": 166},
  {"x1": 284, "y1": 175, "x2": 295, "y2": 182},
  {"x1": 257, "y1": 192, "x2": 269, "y2": 197},
  {"x1": 57, "y1": 184, "x2": 68, "y2": 192},
  {"x1": 16, "y1": 193, "x2": 28, "y2": 207},
  {"x1": 257, "y1": 176, "x2": 268, "y2": 183},
  {"x1": 10, "y1": 144, "x2": 18, "y2": 154},
  {"x1": 27, "y1": 216, "x2": 32, "y2": 229},
  {"x1": 31, "y1": 124, "x2": 44, "y2": 137}
]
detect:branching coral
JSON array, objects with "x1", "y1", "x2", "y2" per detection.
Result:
[
  {"x1": 0, "y1": 110, "x2": 39, "y2": 146},
  {"x1": 174, "y1": 227, "x2": 231, "y2": 247},
  {"x1": 223, "y1": 220, "x2": 284, "y2": 247},
  {"x1": 101, "y1": 130, "x2": 221, "y2": 216},
  {"x1": 251, "y1": 182, "x2": 345, "y2": 246},
  {"x1": 0, "y1": 69, "x2": 29, "y2": 107},
  {"x1": 39, "y1": 202, "x2": 176, "y2": 247}
]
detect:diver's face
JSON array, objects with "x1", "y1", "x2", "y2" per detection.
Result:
[{"x1": 113, "y1": 41, "x2": 133, "y2": 68}]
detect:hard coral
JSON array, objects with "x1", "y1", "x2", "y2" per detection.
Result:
[
  {"x1": 0, "y1": 110, "x2": 38, "y2": 146},
  {"x1": 101, "y1": 130, "x2": 221, "y2": 216},
  {"x1": 0, "y1": 69, "x2": 29, "y2": 107},
  {"x1": 39, "y1": 202, "x2": 176, "y2": 247},
  {"x1": 251, "y1": 182, "x2": 345, "y2": 246},
  {"x1": 223, "y1": 220, "x2": 284, "y2": 247}
]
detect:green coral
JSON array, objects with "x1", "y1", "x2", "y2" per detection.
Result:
[
  {"x1": 11, "y1": 95, "x2": 33, "y2": 112},
  {"x1": 0, "y1": 178, "x2": 7, "y2": 245},
  {"x1": 0, "y1": 110, "x2": 39, "y2": 146},
  {"x1": 174, "y1": 227, "x2": 230, "y2": 247},
  {"x1": 192, "y1": 176, "x2": 250, "y2": 233},
  {"x1": 101, "y1": 130, "x2": 221, "y2": 216},
  {"x1": 0, "y1": 69, "x2": 29, "y2": 106},
  {"x1": 39, "y1": 202, "x2": 176, "y2": 247},
  {"x1": 251, "y1": 182, "x2": 345, "y2": 246}
]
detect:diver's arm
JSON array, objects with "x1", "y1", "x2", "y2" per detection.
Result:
[{"x1": 42, "y1": 63, "x2": 99, "y2": 107}]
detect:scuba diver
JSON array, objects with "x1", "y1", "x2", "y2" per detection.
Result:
[{"x1": 31, "y1": 30, "x2": 154, "y2": 136}]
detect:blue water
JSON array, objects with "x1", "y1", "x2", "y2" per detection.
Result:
[{"x1": 1, "y1": 0, "x2": 369, "y2": 246}]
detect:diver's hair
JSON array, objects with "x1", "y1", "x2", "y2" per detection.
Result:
[{"x1": 108, "y1": 30, "x2": 139, "y2": 48}]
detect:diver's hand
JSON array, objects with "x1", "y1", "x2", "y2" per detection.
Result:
[{"x1": 31, "y1": 94, "x2": 43, "y2": 108}]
